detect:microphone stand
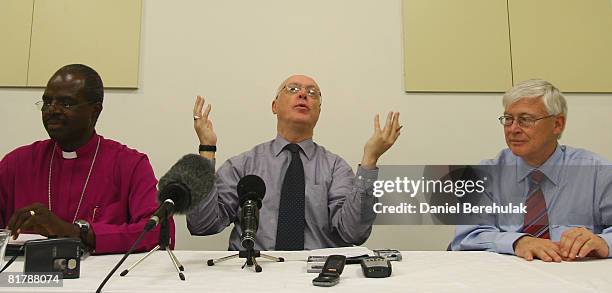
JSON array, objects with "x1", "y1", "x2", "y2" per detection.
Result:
[
  {"x1": 96, "y1": 227, "x2": 149, "y2": 293},
  {"x1": 207, "y1": 248, "x2": 284, "y2": 273},
  {"x1": 119, "y1": 219, "x2": 185, "y2": 280}
]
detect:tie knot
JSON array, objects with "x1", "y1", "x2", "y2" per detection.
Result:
[
  {"x1": 285, "y1": 143, "x2": 301, "y2": 154},
  {"x1": 529, "y1": 170, "x2": 545, "y2": 184}
]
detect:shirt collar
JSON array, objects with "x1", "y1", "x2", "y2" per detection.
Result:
[
  {"x1": 516, "y1": 144, "x2": 564, "y2": 185},
  {"x1": 54, "y1": 132, "x2": 101, "y2": 160},
  {"x1": 272, "y1": 134, "x2": 315, "y2": 160}
]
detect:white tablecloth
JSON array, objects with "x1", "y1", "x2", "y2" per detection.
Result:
[{"x1": 1, "y1": 250, "x2": 611, "y2": 292}]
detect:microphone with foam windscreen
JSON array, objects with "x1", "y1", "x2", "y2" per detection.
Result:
[
  {"x1": 96, "y1": 154, "x2": 215, "y2": 293},
  {"x1": 237, "y1": 175, "x2": 266, "y2": 250},
  {"x1": 145, "y1": 154, "x2": 215, "y2": 231}
]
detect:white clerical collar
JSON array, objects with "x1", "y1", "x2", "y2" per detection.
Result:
[{"x1": 62, "y1": 151, "x2": 78, "y2": 159}]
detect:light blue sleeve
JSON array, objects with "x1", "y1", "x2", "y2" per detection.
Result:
[
  {"x1": 452, "y1": 159, "x2": 526, "y2": 255},
  {"x1": 327, "y1": 159, "x2": 379, "y2": 245},
  {"x1": 596, "y1": 231, "x2": 612, "y2": 258},
  {"x1": 186, "y1": 158, "x2": 241, "y2": 236},
  {"x1": 596, "y1": 164, "x2": 612, "y2": 258},
  {"x1": 452, "y1": 225, "x2": 527, "y2": 254}
]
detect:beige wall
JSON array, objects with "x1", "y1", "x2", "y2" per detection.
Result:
[{"x1": 1, "y1": 0, "x2": 610, "y2": 251}]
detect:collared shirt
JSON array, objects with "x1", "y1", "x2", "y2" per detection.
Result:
[
  {"x1": 452, "y1": 145, "x2": 612, "y2": 257},
  {"x1": 187, "y1": 135, "x2": 379, "y2": 250},
  {"x1": 0, "y1": 133, "x2": 174, "y2": 254}
]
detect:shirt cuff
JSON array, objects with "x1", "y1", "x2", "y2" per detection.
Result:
[
  {"x1": 356, "y1": 165, "x2": 378, "y2": 180},
  {"x1": 355, "y1": 166, "x2": 379, "y2": 198},
  {"x1": 597, "y1": 233, "x2": 612, "y2": 258},
  {"x1": 496, "y1": 232, "x2": 528, "y2": 255}
]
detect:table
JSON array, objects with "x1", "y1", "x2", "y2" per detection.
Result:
[{"x1": 1, "y1": 250, "x2": 611, "y2": 292}]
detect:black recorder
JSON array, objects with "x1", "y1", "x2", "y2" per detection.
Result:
[
  {"x1": 360, "y1": 256, "x2": 392, "y2": 278},
  {"x1": 24, "y1": 238, "x2": 85, "y2": 279}
]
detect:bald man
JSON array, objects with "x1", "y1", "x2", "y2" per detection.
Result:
[{"x1": 187, "y1": 75, "x2": 401, "y2": 250}]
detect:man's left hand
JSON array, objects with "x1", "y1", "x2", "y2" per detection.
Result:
[
  {"x1": 559, "y1": 227, "x2": 609, "y2": 260},
  {"x1": 361, "y1": 111, "x2": 401, "y2": 169}
]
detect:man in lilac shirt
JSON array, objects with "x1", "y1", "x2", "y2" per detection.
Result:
[
  {"x1": 452, "y1": 79, "x2": 611, "y2": 261},
  {"x1": 0, "y1": 64, "x2": 174, "y2": 254},
  {"x1": 187, "y1": 74, "x2": 402, "y2": 250}
]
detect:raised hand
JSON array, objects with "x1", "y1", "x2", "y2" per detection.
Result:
[
  {"x1": 193, "y1": 95, "x2": 217, "y2": 146},
  {"x1": 361, "y1": 112, "x2": 401, "y2": 169}
]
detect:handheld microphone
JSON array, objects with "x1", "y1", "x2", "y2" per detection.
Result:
[
  {"x1": 145, "y1": 154, "x2": 215, "y2": 231},
  {"x1": 237, "y1": 175, "x2": 266, "y2": 250}
]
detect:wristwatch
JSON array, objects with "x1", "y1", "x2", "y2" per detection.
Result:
[
  {"x1": 199, "y1": 145, "x2": 217, "y2": 152},
  {"x1": 74, "y1": 220, "x2": 90, "y2": 244}
]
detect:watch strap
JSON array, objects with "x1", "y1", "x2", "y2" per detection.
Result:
[{"x1": 199, "y1": 145, "x2": 217, "y2": 152}]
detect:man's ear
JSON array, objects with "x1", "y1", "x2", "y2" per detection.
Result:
[
  {"x1": 272, "y1": 99, "x2": 277, "y2": 114},
  {"x1": 92, "y1": 103, "x2": 103, "y2": 120},
  {"x1": 553, "y1": 114, "x2": 566, "y2": 136}
]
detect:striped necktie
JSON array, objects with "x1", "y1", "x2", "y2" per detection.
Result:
[
  {"x1": 521, "y1": 170, "x2": 550, "y2": 239},
  {"x1": 275, "y1": 143, "x2": 305, "y2": 250}
]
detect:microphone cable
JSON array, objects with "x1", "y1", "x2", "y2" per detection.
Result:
[
  {"x1": 0, "y1": 245, "x2": 23, "y2": 273},
  {"x1": 95, "y1": 227, "x2": 149, "y2": 293}
]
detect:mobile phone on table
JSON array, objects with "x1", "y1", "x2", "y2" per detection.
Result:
[{"x1": 312, "y1": 255, "x2": 346, "y2": 287}]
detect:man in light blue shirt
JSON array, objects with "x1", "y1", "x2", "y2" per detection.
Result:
[{"x1": 452, "y1": 79, "x2": 612, "y2": 262}]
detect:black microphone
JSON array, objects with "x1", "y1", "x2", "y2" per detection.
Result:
[
  {"x1": 237, "y1": 175, "x2": 266, "y2": 250},
  {"x1": 145, "y1": 154, "x2": 215, "y2": 231}
]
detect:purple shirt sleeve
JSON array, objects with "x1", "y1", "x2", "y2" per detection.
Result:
[
  {"x1": 91, "y1": 155, "x2": 175, "y2": 254},
  {"x1": 0, "y1": 152, "x2": 16, "y2": 228}
]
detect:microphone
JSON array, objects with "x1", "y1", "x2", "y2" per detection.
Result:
[
  {"x1": 145, "y1": 154, "x2": 215, "y2": 231},
  {"x1": 97, "y1": 154, "x2": 215, "y2": 292},
  {"x1": 237, "y1": 175, "x2": 266, "y2": 250}
]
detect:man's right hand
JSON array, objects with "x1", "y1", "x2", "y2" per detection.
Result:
[
  {"x1": 193, "y1": 96, "x2": 217, "y2": 159},
  {"x1": 7, "y1": 203, "x2": 78, "y2": 240},
  {"x1": 514, "y1": 235, "x2": 562, "y2": 262}
]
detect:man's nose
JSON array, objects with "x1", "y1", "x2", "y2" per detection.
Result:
[
  {"x1": 296, "y1": 89, "x2": 308, "y2": 99},
  {"x1": 507, "y1": 120, "x2": 522, "y2": 133},
  {"x1": 44, "y1": 102, "x2": 64, "y2": 113}
]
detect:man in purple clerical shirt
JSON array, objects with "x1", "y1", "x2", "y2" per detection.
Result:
[{"x1": 0, "y1": 64, "x2": 174, "y2": 254}]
